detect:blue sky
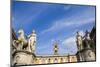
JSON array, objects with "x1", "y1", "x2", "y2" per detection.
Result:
[{"x1": 12, "y1": 1, "x2": 95, "y2": 55}]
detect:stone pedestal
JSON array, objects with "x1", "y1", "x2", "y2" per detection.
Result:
[
  {"x1": 76, "y1": 48, "x2": 96, "y2": 62},
  {"x1": 12, "y1": 50, "x2": 36, "y2": 66}
]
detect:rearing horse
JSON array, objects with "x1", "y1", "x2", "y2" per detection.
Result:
[{"x1": 17, "y1": 29, "x2": 28, "y2": 50}]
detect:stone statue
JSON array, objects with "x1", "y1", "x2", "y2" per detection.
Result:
[
  {"x1": 12, "y1": 29, "x2": 37, "y2": 53},
  {"x1": 12, "y1": 40, "x2": 19, "y2": 50},
  {"x1": 17, "y1": 29, "x2": 27, "y2": 50},
  {"x1": 12, "y1": 29, "x2": 28, "y2": 51},
  {"x1": 76, "y1": 31, "x2": 83, "y2": 51},
  {"x1": 85, "y1": 30, "x2": 91, "y2": 41},
  {"x1": 84, "y1": 30, "x2": 91, "y2": 48},
  {"x1": 28, "y1": 30, "x2": 36, "y2": 53}
]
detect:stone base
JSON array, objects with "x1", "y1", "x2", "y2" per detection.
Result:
[
  {"x1": 12, "y1": 50, "x2": 36, "y2": 66},
  {"x1": 76, "y1": 48, "x2": 96, "y2": 62}
]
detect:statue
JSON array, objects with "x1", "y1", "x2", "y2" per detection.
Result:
[
  {"x1": 76, "y1": 31, "x2": 83, "y2": 51},
  {"x1": 12, "y1": 40, "x2": 20, "y2": 50},
  {"x1": 85, "y1": 30, "x2": 91, "y2": 41},
  {"x1": 12, "y1": 29, "x2": 36, "y2": 53},
  {"x1": 28, "y1": 30, "x2": 36, "y2": 53},
  {"x1": 12, "y1": 29, "x2": 28, "y2": 51},
  {"x1": 84, "y1": 30, "x2": 91, "y2": 48},
  {"x1": 18, "y1": 29, "x2": 28, "y2": 50},
  {"x1": 12, "y1": 29, "x2": 37, "y2": 66}
]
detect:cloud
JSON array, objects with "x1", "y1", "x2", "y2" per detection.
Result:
[
  {"x1": 36, "y1": 44, "x2": 52, "y2": 55},
  {"x1": 61, "y1": 30, "x2": 85, "y2": 54},
  {"x1": 62, "y1": 36, "x2": 75, "y2": 45},
  {"x1": 41, "y1": 9, "x2": 95, "y2": 34},
  {"x1": 62, "y1": 36, "x2": 77, "y2": 54}
]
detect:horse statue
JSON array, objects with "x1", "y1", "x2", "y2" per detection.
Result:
[
  {"x1": 28, "y1": 30, "x2": 36, "y2": 53},
  {"x1": 76, "y1": 31, "x2": 83, "y2": 51},
  {"x1": 12, "y1": 29, "x2": 28, "y2": 51}
]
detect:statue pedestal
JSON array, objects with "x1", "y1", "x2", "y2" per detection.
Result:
[
  {"x1": 12, "y1": 50, "x2": 36, "y2": 66},
  {"x1": 76, "y1": 48, "x2": 96, "y2": 62}
]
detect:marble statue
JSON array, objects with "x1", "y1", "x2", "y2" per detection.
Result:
[
  {"x1": 17, "y1": 29, "x2": 27, "y2": 50},
  {"x1": 12, "y1": 29, "x2": 37, "y2": 53},
  {"x1": 84, "y1": 30, "x2": 91, "y2": 48},
  {"x1": 12, "y1": 29, "x2": 28, "y2": 51},
  {"x1": 76, "y1": 31, "x2": 83, "y2": 51},
  {"x1": 85, "y1": 30, "x2": 91, "y2": 41},
  {"x1": 12, "y1": 40, "x2": 20, "y2": 50},
  {"x1": 28, "y1": 30, "x2": 36, "y2": 53}
]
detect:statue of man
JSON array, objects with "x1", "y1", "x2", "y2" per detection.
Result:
[
  {"x1": 76, "y1": 31, "x2": 83, "y2": 51},
  {"x1": 84, "y1": 30, "x2": 91, "y2": 48},
  {"x1": 85, "y1": 30, "x2": 91, "y2": 41},
  {"x1": 28, "y1": 30, "x2": 36, "y2": 53}
]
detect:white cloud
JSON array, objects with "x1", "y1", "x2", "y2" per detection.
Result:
[
  {"x1": 61, "y1": 30, "x2": 85, "y2": 54},
  {"x1": 41, "y1": 9, "x2": 95, "y2": 34},
  {"x1": 62, "y1": 36, "x2": 75, "y2": 47},
  {"x1": 62, "y1": 36, "x2": 78, "y2": 54}
]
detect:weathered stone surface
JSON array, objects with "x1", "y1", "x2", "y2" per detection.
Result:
[
  {"x1": 12, "y1": 50, "x2": 35, "y2": 65},
  {"x1": 83, "y1": 49, "x2": 95, "y2": 61},
  {"x1": 76, "y1": 49, "x2": 95, "y2": 62}
]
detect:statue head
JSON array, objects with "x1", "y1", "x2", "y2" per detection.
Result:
[
  {"x1": 18, "y1": 29, "x2": 24, "y2": 35},
  {"x1": 85, "y1": 30, "x2": 89, "y2": 34},
  {"x1": 77, "y1": 31, "x2": 80, "y2": 36},
  {"x1": 85, "y1": 30, "x2": 90, "y2": 36},
  {"x1": 32, "y1": 30, "x2": 35, "y2": 34}
]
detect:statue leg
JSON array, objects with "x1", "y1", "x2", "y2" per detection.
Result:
[
  {"x1": 29, "y1": 44, "x2": 32, "y2": 52},
  {"x1": 77, "y1": 41, "x2": 80, "y2": 51},
  {"x1": 17, "y1": 44, "x2": 20, "y2": 50},
  {"x1": 32, "y1": 44, "x2": 35, "y2": 53},
  {"x1": 28, "y1": 40, "x2": 31, "y2": 52},
  {"x1": 17, "y1": 42, "x2": 23, "y2": 50},
  {"x1": 80, "y1": 42, "x2": 83, "y2": 50},
  {"x1": 77, "y1": 45, "x2": 80, "y2": 51}
]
